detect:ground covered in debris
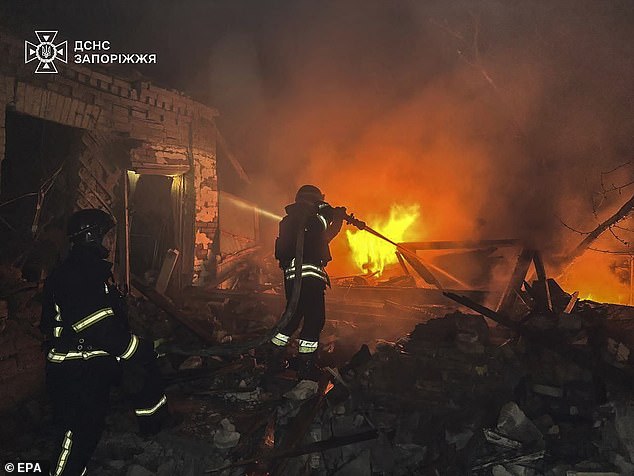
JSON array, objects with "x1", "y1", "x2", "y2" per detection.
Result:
[{"x1": 5, "y1": 280, "x2": 634, "y2": 476}]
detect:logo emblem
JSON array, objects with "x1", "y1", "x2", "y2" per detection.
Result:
[{"x1": 25, "y1": 31, "x2": 68, "y2": 74}]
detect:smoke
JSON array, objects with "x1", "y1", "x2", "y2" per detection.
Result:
[
  {"x1": 201, "y1": 0, "x2": 634, "y2": 275},
  {"x1": 4, "y1": 0, "x2": 633, "y2": 280}
]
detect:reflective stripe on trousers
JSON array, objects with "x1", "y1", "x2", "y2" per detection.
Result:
[
  {"x1": 135, "y1": 394, "x2": 168, "y2": 417},
  {"x1": 271, "y1": 332, "x2": 290, "y2": 347},
  {"x1": 298, "y1": 339, "x2": 318, "y2": 353},
  {"x1": 52, "y1": 430, "x2": 73, "y2": 476}
]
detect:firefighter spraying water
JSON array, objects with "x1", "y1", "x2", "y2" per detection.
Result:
[
  {"x1": 264, "y1": 185, "x2": 443, "y2": 380},
  {"x1": 160, "y1": 188, "x2": 445, "y2": 372}
]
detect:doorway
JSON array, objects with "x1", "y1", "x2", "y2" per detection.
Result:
[{"x1": 128, "y1": 174, "x2": 176, "y2": 283}]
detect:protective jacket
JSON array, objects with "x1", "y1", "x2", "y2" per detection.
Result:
[
  {"x1": 274, "y1": 201, "x2": 342, "y2": 285},
  {"x1": 40, "y1": 245, "x2": 154, "y2": 364}
]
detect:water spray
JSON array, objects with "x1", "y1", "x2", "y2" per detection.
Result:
[
  {"x1": 223, "y1": 194, "x2": 283, "y2": 221},
  {"x1": 223, "y1": 195, "x2": 462, "y2": 290}
]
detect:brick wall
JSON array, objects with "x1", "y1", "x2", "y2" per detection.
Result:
[
  {"x1": 192, "y1": 148, "x2": 218, "y2": 284},
  {"x1": 0, "y1": 29, "x2": 219, "y2": 285},
  {"x1": 76, "y1": 131, "x2": 121, "y2": 212},
  {"x1": 0, "y1": 29, "x2": 221, "y2": 414}
]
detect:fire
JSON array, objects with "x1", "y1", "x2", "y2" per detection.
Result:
[
  {"x1": 559, "y1": 252, "x2": 631, "y2": 305},
  {"x1": 345, "y1": 204, "x2": 420, "y2": 276}
]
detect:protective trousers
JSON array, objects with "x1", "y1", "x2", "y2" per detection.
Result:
[
  {"x1": 46, "y1": 357, "x2": 117, "y2": 476},
  {"x1": 276, "y1": 277, "x2": 326, "y2": 353},
  {"x1": 46, "y1": 357, "x2": 166, "y2": 475}
]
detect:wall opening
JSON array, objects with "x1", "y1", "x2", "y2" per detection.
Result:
[
  {"x1": 129, "y1": 174, "x2": 177, "y2": 285},
  {"x1": 0, "y1": 110, "x2": 83, "y2": 278}
]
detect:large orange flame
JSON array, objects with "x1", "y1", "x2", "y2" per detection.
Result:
[
  {"x1": 559, "y1": 252, "x2": 632, "y2": 305},
  {"x1": 345, "y1": 204, "x2": 420, "y2": 276}
]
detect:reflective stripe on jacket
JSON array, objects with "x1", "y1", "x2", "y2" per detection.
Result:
[{"x1": 284, "y1": 258, "x2": 329, "y2": 284}]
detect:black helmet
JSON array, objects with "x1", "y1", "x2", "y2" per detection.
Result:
[
  {"x1": 295, "y1": 184, "x2": 324, "y2": 204},
  {"x1": 67, "y1": 208, "x2": 115, "y2": 245}
]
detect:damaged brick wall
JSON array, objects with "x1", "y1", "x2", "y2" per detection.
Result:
[
  {"x1": 0, "y1": 30, "x2": 219, "y2": 285},
  {"x1": 0, "y1": 29, "x2": 219, "y2": 417},
  {"x1": 191, "y1": 116, "x2": 218, "y2": 285},
  {"x1": 76, "y1": 131, "x2": 121, "y2": 212},
  {"x1": 192, "y1": 149, "x2": 218, "y2": 284}
]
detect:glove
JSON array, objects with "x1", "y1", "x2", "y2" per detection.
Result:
[{"x1": 332, "y1": 206, "x2": 347, "y2": 220}]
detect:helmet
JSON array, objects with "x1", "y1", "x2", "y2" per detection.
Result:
[
  {"x1": 295, "y1": 184, "x2": 324, "y2": 204},
  {"x1": 67, "y1": 208, "x2": 115, "y2": 245}
]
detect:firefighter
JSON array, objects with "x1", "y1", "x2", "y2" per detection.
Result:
[
  {"x1": 270, "y1": 185, "x2": 347, "y2": 378},
  {"x1": 40, "y1": 209, "x2": 168, "y2": 476}
]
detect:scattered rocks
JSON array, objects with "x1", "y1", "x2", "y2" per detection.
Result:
[{"x1": 213, "y1": 418, "x2": 240, "y2": 449}]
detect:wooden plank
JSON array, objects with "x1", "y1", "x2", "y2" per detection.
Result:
[
  {"x1": 395, "y1": 251, "x2": 411, "y2": 276},
  {"x1": 215, "y1": 125, "x2": 250, "y2": 184},
  {"x1": 529, "y1": 251, "x2": 553, "y2": 312},
  {"x1": 496, "y1": 249, "x2": 534, "y2": 316},
  {"x1": 155, "y1": 249, "x2": 180, "y2": 294}
]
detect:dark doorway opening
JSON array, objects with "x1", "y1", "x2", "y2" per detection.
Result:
[
  {"x1": 0, "y1": 110, "x2": 82, "y2": 276},
  {"x1": 129, "y1": 174, "x2": 176, "y2": 283}
]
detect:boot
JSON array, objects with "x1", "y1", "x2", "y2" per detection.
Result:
[
  {"x1": 261, "y1": 342, "x2": 288, "y2": 374},
  {"x1": 296, "y1": 352, "x2": 319, "y2": 381}
]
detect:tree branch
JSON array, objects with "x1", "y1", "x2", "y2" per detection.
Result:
[{"x1": 565, "y1": 192, "x2": 634, "y2": 264}]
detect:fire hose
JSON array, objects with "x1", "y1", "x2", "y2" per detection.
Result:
[
  {"x1": 343, "y1": 212, "x2": 443, "y2": 289},
  {"x1": 160, "y1": 207, "x2": 442, "y2": 357},
  {"x1": 161, "y1": 212, "x2": 310, "y2": 356}
]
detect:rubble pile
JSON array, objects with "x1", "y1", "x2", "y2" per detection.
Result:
[
  {"x1": 5, "y1": 243, "x2": 634, "y2": 475},
  {"x1": 287, "y1": 298, "x2": 634, "y2": 475},
  {"x1": 154, "y1": 293, "x2": 634, "y2": 475}
]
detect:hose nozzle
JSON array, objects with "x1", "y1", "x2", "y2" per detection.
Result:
[{"x1": 344, "y1": 213, "x2": 366, "y2": 230}]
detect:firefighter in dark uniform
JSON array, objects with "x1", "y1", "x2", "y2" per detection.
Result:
[
  {"x1": 40, "y1": 209, "x2": 167, "y2": 476},
  {"x1": 271, "y1": 185, "x2": 346, "y2": 377}
]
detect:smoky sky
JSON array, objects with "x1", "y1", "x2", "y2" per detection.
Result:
[{"x1": 2, "y1": 0, "x2": 634, "y2": 258}]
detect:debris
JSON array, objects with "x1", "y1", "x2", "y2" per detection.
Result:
[
  {"x1": 532, "y1": 383, "x2": 564, "y2": 398},
  {"x1": 564, "y1": 291, "x2": 580, "y2": 314},
  {"x1": 496, "y1": 402, "x2": 543, "y2": 446},
  {"x1": 125, "y1": 465, "x2": 155, "y2": 476},
  {"x1": 155, "y1": 248, "x2": 180, "y2": 294},
  {"x1": 213, "y1": 418, "x2": 240, "y2": 449},
  {"x1": 178, "y1": 356, "x2": 203, "y2": 370},
  {"x1": 132, "y1": 278, "x2": 217, "y2": 343},
  {"x1": 484, "y1": 428, "x2": 523, "y2": 450},
  {"x1": 206, "y1": 429, "x2": 380, "y2": 473},
  {"x1": 284, "y1": 379, "x2": 319, "y2": 401}
]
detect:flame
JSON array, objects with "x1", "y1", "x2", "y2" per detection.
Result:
[
  {"x1": 345, "y1": 204, "x2": 420, "y2": 276},
  {"x1": 559, "y1": 252, "x2": 631, "y2": 305}
]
